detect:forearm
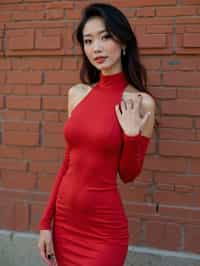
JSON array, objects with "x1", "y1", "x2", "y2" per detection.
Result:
[
  {"x1": 39, "y1": 145, "x2": 71, "y2": 230},
  {"x1": 118, "y1": 132, "x2": 150, "y2": 184}
]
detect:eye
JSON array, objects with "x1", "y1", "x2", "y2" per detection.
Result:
[
  {"x1": 102, "y1": 34, "x2": 112, "y2": 40},
  {"x1": 84, "y1": 39, "x2": 92, "y2": 45}
]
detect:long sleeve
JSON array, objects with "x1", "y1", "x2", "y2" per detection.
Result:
[
  {"x1": 39, "y1": 144, "x2": 71, "y2": 230},
  {"x1": 118, "y1": 132, "x2": 150, "y2": 184}
]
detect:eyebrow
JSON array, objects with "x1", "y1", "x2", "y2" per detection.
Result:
[{"x1": 83, "y1": 29, "x2": 107, "y2": 38}]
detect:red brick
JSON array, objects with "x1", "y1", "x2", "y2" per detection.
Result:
[
  {"x1": 0, "y1": 96, "x2": 4, "y2": 108},
  {"x1": 159, "y1": 205, "x2": 200, "y2": 223},
  {"x1": 163, "y1": 71, "x2": 200, "y2": 87},
  {"x1": 148, "y1": 71, "x2": 161, "y2": 85},
  {"x1": 0, "y1": 201, "x2": 15, "y2": 230},
  {"x1": 4, "y1": 131, "x2": 39, "y2": 146},
  {"x1": 35, "y1": 29, "x2": 61, "y2": 50},
  {"x1": 137, "y1": 7, "x2": 155, "y2": 17},
  {"x1": 185, "y1": 25, "x2": 200, "y2": 33},
  {"x1": 43, "y1": 111, "x2": 59, "y2": 121},
  {"x1": 119, "y1": 185, "x2": 148, "y2": 202},
  {"x1": 128, "y1": 218, "x2": 141, "y2": 244},
  {"x1": 1, "y1": 110, "x2": 25, "y2": 120},
  {"x1": 46, "y1": 2, "x2": 73, "y2": 9},
  {"x1": 156, "y1": 6, "x2": 196, "y2": 17},
  {"x1": 124, "y1": 202, "x2": 156, "y2": 219},
  {"x1": 63, "y1": 57, "x2": 78, "y2": 70},
  {"x1": 30, "y1": 160, "x2": 60, "y2": 174},
  {"x1": 159, "y1": 116, "x2": 192, "y2": 128},
  {"x1": 142, "y1": 57, "x2": 161, "y2": 70},
  {"x1": 149, "y1": 87, "x2": 176, "y2": 99},
  {"x1": 7, "y1": 29, "x2": 34, "y2": 50},
  {"x1": 159, "y1": 128, "x2": 195, "y2": 140},
  {"x1": 185, "y1": 225, "x2": 200, "y2": 253},
  {"x1": 66, "y1": 9, "x2": 81, "y2": 20},
  {"x1": 46, "y1": 9, "x2": 65, "y2": 20},
  {"x1": 43, "y1": 96, "x2": 67, "y2": 111},
  {"x1": 105, "y1": 0, "x2": 176, "y2": 8},
  {"x1": 27, "y1": 85, "x2": 59, "y2": 96},
  {"x1": 13, "y1": 10, "x2": 44, "y2": 21},
  {"x1": 0, "y1": 158, "x2": 26, "y2": 171},
  {"x1": 191, "y1": 159, "x2": 200, "y2": 173},
  {"x1": 145, "y1": 156, "x2": 188, "y2": 173},
  {"x1": 7, "y1": 71, "x2": 42, "y2": 84},
  {"x1": 162, "y1": 56, "x2": 199, "y2": 71},
  {"x1": 15, "y1": 202, "x2": 29, "y2": 231},
  {"x1": 7, "y1": 96, "x2": 41, "y2": 110},
  {"x1": 45, "y1": 70, "x2": 79, "y2": 84},
  {"x1": 1, "y1": 170, "x2": 36, "y2": 190},
  {"x1": 12, "y1": 57, "x2": 61, "y2": 70},
  {"x1": 159, "y1": 140, "x2": 200, "y2": 157},
  {"x1": 145, "y1": 221, "x2": 181, "y2": 250},
  {"x1": 30, "y1": 203, "x2": 44, "y2": 232},
  {"x1": 137, "y1": 33, "x2": 167, "y2": 48},
  {"x1": 146, "y1": 24, "x2": 172, "y2": 33},
  {"x1": 180, "y1": 0, "x2": 200, "y2": 4},
  {"x1": 44, "y1": 133, "x2": 65, "y2": 148},
  {"x1": 3, "y1": 121, "x2": 39, "y2": 131},
  {"x1": 0, "y1": 58, "x2": 11, "y2": 70},
  {"x1": 183, "y1": 33, "x2": 200, "y2": 48},
  {"x1": 38, "y1": 175, "x2": 55, "y2": 192},
  {"x1": 161, "y1": 99, "x2": 200, "y2": 115},
  {"x1": 154, "y1": 190, "x2": 193, "y2": 206},
  {"x1": 43, "y1": 122, "x2": 64, "y2": 133},
  {"x1": 26, "y1": 111, "x2": 42, "y2": 121},
  {"x1": 155, "y1": 172, "x2": 200, "y2": 187},
  {"x1": 24, "y1": 147, "x2": 61, "y2": 161},
  {"x1": 0, "y1": 72, "x2": 6, "y2": 83},
  {"x1": 0, "y1": 145, "x2": 23, "y2": 159},
  {"x1": 177, "y1": 88, "x2": 200, "y2": 99}
]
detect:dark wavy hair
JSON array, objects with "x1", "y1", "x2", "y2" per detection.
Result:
[{"x1": 73, "y1": 2, "x2": 159, "y2": 129}]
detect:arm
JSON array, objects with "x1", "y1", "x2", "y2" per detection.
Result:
[
  {"x1": 118, "y1": 94, "x2": 155, "y2": 184},
  {"x1": 118, "y1": 133, "x2": 150, "y2": 184},
  {"x1": 39, "y1": 86, "x2": 74, "y2": 230},
  {"x1": 39, "y1": 145, "x2": 71, "y2": 230}
]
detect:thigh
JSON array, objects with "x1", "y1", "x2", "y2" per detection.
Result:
[{"x1": 94, "y1": 244, "x2": 128, "y2": 266}]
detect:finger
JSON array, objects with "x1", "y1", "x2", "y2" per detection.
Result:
[
  {"x1": 126, "y1": 99, "x2": 133, "y2": 110},
  {"x1": 141, "y1": 112, "x2": 151, "y2": 128},
  {"x1": 120, "y1": 99, "x2": 127, "y2": 113},
  {"x1": 40, "y1": 249, "x2": 49, "y2": 264},
  {"x1": 115, "y1": 104, "x2": 122, "y2": 119},
  {"x1": 38, "y1": 241, "x2": 47, "y2": 262}
]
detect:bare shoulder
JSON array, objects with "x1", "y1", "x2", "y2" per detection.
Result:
[{"x1": 67, "y1": 83, "x2": 93, "y2": 117}]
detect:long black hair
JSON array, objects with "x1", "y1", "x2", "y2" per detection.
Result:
[{"x1": 73, "y1": 2, "x2": 159, "y2": 129}]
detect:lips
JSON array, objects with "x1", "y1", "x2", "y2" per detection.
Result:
[{"x1": 94, "y1": 56, "x2": 107, "y2": 63}]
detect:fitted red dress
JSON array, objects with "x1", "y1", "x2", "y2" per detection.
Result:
[{"x1": 39, "y1": 71, "x2": 150, "y2": 266}]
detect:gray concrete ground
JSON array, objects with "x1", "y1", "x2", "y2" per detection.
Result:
[{"x1": 1, "y1": 230, "x2": 200, "y2": 266}]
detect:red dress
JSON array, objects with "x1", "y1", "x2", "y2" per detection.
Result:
[{"x1": 39, "y1": 71, "x2": 150, "y2": 266}]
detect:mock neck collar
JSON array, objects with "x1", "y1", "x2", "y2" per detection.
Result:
[{"x1": 98, "y1": 71, "x2": 128, "y2": 90}]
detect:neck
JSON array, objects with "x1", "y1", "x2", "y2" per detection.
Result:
[{"x1": 98, "y1": 71, "x2": 128, "y2": 90}]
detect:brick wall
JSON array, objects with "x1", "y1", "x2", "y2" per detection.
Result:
[{"x1": 0, "y1": 0, "x2": 200, "y2": 254}]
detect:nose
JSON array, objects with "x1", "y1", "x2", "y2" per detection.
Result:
[{"x1": 93, "y1": 40, "x2": 102, "y2": 53}]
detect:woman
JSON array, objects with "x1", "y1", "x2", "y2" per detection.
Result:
[{"x1": 38, "y1": 3, "x2": 156, "y2": 266}]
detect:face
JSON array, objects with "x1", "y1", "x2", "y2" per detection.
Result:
[{"x1": 82, "y1": 16, "x2": 124, "y2": 75}]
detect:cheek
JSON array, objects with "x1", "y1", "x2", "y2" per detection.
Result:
[{"x1": 106, "y1": 42, "x2": 121, "y2": 58}]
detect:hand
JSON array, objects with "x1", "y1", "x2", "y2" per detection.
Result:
[
  {"x1": 115, "y1": 94, "x2": 151, "y2": 136},
  {"x1": 38, "y1": 230, "x2": 57, "y2": 266}
]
